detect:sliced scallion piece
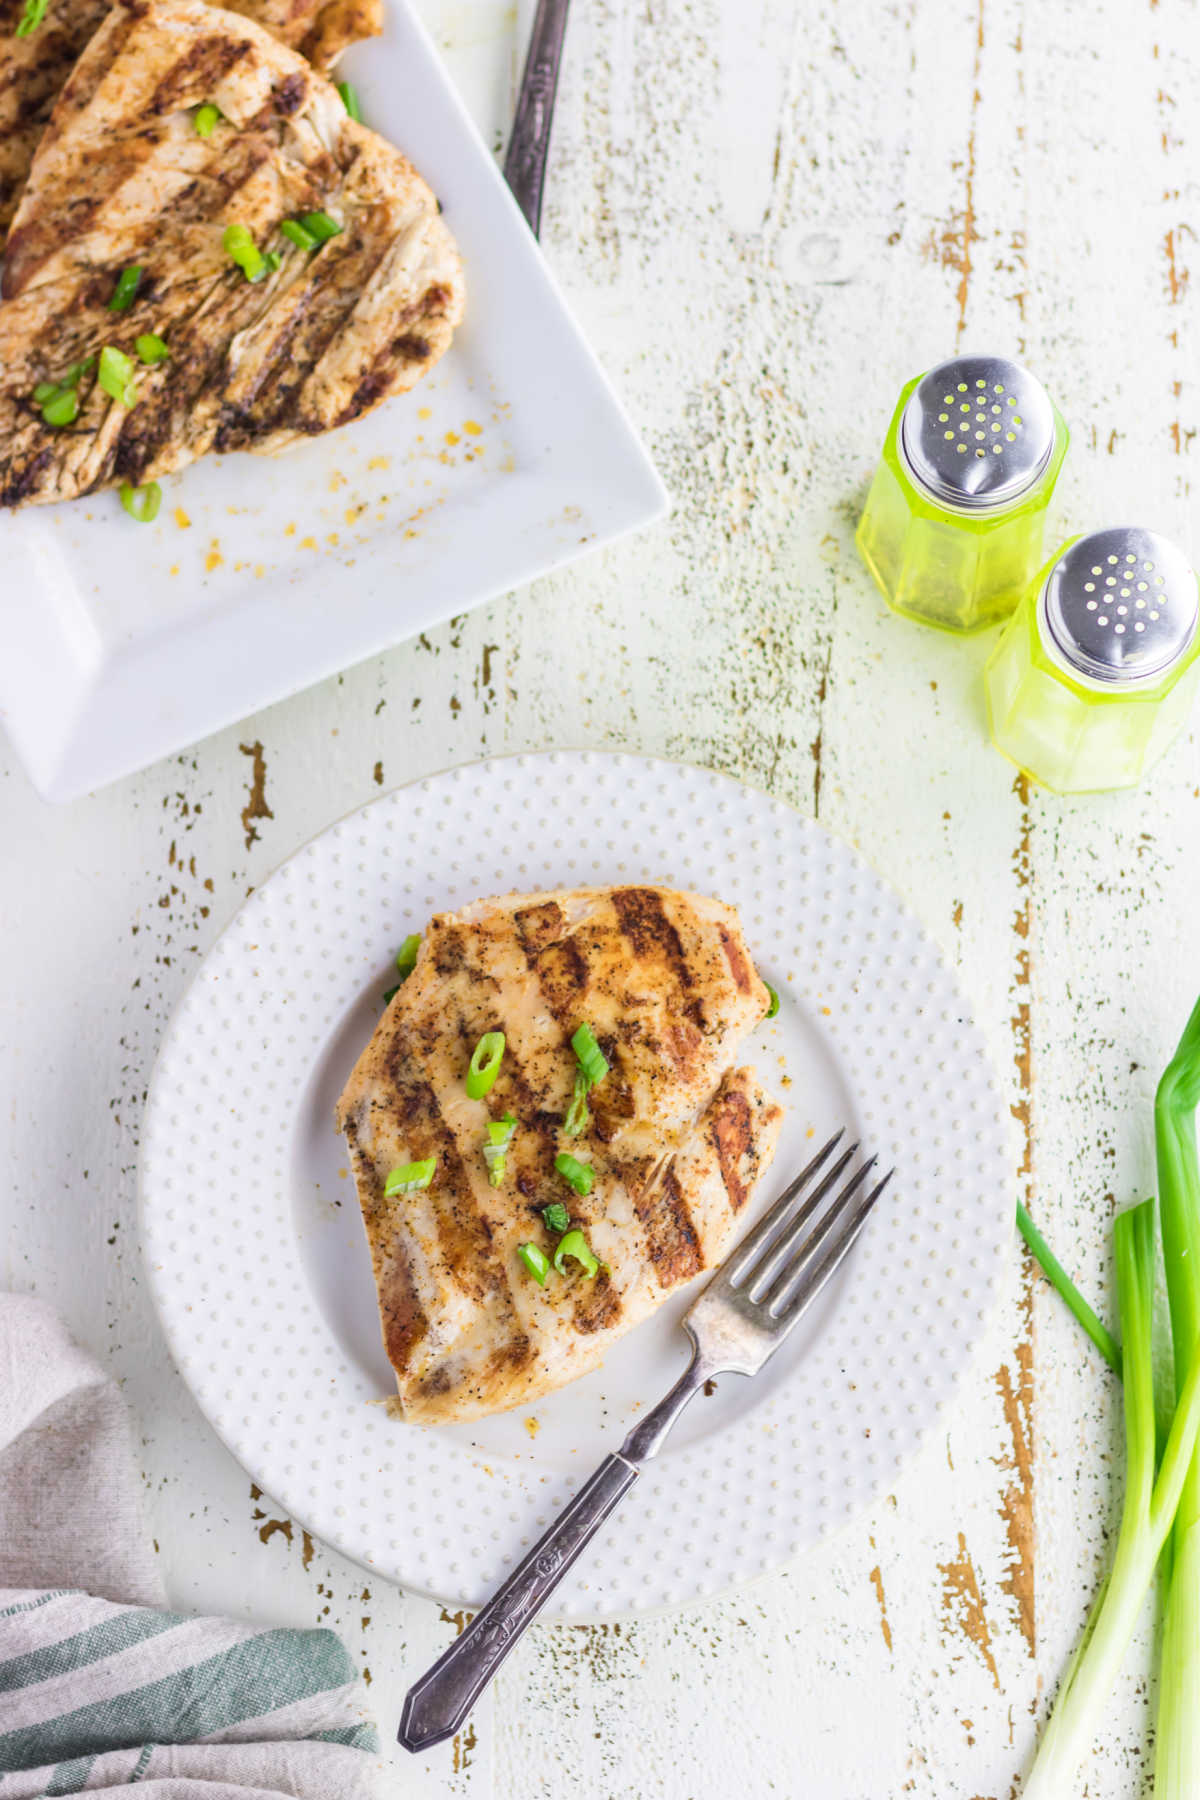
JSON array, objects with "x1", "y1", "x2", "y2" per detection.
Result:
[
  {"x1": 33, "y1": 381, "x2": 60, "y2": 404},
  {"x1": 42, "y1": 387, "x2": 78, "y2": 427},
  {"x1": 222, "y1": 222, "x2": 266, "y2": 283},
  {"x1": 553, "y1": 1227, "x2": 599, "y2": 1279},
  {"x1": 135, "y1": 333, "x2": 170, "y2": 365},
  {"x1": 395, "y1": 934, "x2": 421, "y2": 978},
  {"x1": 517, "y1": 1242, "x2": 550, "y2": 1286},
  {"x1": 194, "y1": 102, "x2": 221, "y2": 137},
  {"x1": 299, "y1": 210, "x2": 343, "y2": 244},
  {"x1": 15, "y1": 0, "x2": 48, "y2": 38},
  {"x1": 571, "y1": 1023, "x2": 609, "y2": 1088},
  {"x1": 384, "y1": 1157, "x2": 436, "y2": 1198},
  {"x1": 764, "y1": 982, "x2": 780, "y2": 1019},
  {"x1": 554, "y1": 1152, "x2": 593, "y2": 1198},
  {"x1": 562, "y1": 1067, "x2": 590, "y2": 1138},
  {"x1": 466, "y1": 1031, "x2": 505, "y2": 1100},
  {"x1": 107, "y1": 265, "x2": 142, "y2": 312},
  {"x1": 97, "y1": 345, "x2": 139, "y2": 407},
  {"x1": 541, "y1": 1200, "x2": 570, "y2": 1236},
  {"x1": 280, "y1": 219, "x2": 318, "y2": 251},
  {"x1": 119, "y1": 480, "x2": 162, "y2": 523},
  {"x1": 337, "y1": 80, "x2": 362, "y2": 121},
  {"x1": 482, "y1": 1113, "x2": 516, "y2": 1188}
]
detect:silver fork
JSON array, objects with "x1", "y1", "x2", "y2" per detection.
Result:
[{"x1": 398, "y1": 1130, "x2": 893, "y2": 1752}]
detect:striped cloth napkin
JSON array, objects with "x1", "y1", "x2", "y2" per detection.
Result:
[{"x1": 0, "y1": 1295, "x2": 382, "y2": 1800}]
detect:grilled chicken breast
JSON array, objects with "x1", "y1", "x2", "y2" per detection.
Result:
[
  {"x1": 337, "y1": 886, "x2": 784, "y2": 1424},
  {"x1": 0, "y1": 0, "x2": 379, "y2": 236},
  {"x1": 0, "y1": 0, "x2": 463, "y2": 509}
]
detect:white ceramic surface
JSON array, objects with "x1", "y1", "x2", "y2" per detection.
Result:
[
  {"x1": 0, "y1": 8, "x2": 666, "y2": 805},
  {"x1": 140, "y1": 750, "x2": 1013, "y2": 1619}
]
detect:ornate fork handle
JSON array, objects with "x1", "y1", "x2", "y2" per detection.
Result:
[
  {"x1": 502, "y1": 0, "x2": 571, "y2": 236},
  {"x1": 398, "y1": 1452, "x2": 639, "y2": 1751}
]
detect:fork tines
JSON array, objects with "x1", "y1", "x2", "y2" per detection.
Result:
[{"x1": 719, "y1": 1130, "x2": 894, "y2": 1322}]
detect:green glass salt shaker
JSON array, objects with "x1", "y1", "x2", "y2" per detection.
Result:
[
  {"x1": 986, "y1": 527, "x2": 1200, "y2": 793},
  {"x1": 856, "y1": 355, "x2": 1068, "y2": 633}
]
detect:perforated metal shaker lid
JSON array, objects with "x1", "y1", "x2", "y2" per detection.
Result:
[
  {"x1": 1039, "y1": 528, "x2": 1199, "y2": 685},
  {"x1": 899, "y1": 355, "x2": 1056, "y2": 510}
]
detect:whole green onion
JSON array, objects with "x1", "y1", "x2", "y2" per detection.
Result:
[
  {"x1": 542, "y1": 1201, "x2": 570, "y2": 1235},
  {"x1": 571, "y1": 1023, "x2": 609, "y2": 1088},
  {"x1": 135, "y1": 333, "x2": 170, "y2": 365},
  {"x1": 555, "y1": 1152, "x2": 593, "y2": 1198},
  {"x1": 562, "y1": 1068, "x2": 590, "y2": 1137},
  {"x1": 1154, "y1": 994, "x2": 1200, "y2": 1799},
  {"x1": 482, "y1": 1114, "x2": 516, "y2": 1188},
  {"x1": 97, "y1": 345, "x2": 139, "y2": 407},
  {"x1": 107, "y1": 265, "x2": 142, "y2": 312},
  {"x1": 222, "y1": 223, "x2": 266, "y2": 282},
  {"x1": 15, "y1": 0, "x2": 48, "y2": 37},
  {"x1": 119, "y1": 480, "x2": 161, "y2": 523},
  {"x1": 553, "y1": 1228, "x2": 599, "y2": 1279},
  {"x1": 1024, "y1": 1197, "x2": 1200, "y2": 1797},
  {"x1": 764, "y1": 982, "x2": 780, "y2": 1019},
  {"x1": 337, "y1": 80, "x2": 362, "y2": 121},
  {"x1": 194, "y1": 103, "x2": 221, "y2": 137},
  {"x1": 384, "y1": 1157, "x2": 436, "y2": 1198},
  {"x1": 466, "y1": 1031, "x2": 505, "y2": 1100},
  {"x1": 299, "y1": 210, "x2": 343, "y2": 244},
  {"x1": 280, "y1": 219, "x2": 318, "y2": 251},
  {"x1": 517, "y1": 1242, "x2": 550, "y2": 1286}
]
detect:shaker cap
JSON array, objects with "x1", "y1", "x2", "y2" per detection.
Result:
[
  {"x1": 1041, "y1": 527, "x2": 1199, "y2": 684},
  {"x1": 899, "y1": 355, "x2": 1056, "y2": 510}
]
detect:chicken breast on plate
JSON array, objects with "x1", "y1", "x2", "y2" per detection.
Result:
[{"x1": 337, "y1": 886, "x2": 784, "y2": 1425}]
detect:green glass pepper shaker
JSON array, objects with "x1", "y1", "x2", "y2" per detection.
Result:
[
  {"x1": 986, "y1": 527, "x2": 1200, "y2": 793},
  {"x1": 857, "y1": 355, "x2": 1068, "y2": 633}
]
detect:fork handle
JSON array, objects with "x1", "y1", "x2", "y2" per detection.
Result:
[
  {"x1": 502, "y1": 0, "x2": 571, "y2": 236},
  {"x1": 398, "y1": 1452, "x2": 639, "y2": 1751}
]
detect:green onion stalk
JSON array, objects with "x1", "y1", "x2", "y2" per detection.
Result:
[
  {"x1": 1023, "y1": 1196, "x2": 1200, "y2": 1799},
  {"x1": 1154, "y1": 994, "x2": 1200, "y2": 1799}
]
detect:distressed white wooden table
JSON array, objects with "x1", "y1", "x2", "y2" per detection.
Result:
[{"x1": 3, "y1": 0, "x2": 1199, "y2": 1792}]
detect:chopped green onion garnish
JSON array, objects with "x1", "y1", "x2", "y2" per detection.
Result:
[
  {"x1": 263, "y1": 250, "x2": 281, "y2": 271},
  {"x1": 482, "y1": 1114, "x2": 517, "y2": 1188},
  {"x1": 553, "y1": 1228, "x2": 599, "y2": 1279},
  {"x1": 42, "y1": 388, "x2": 78, "y2": 427},
  {"x1": 15, "y1": 0, "x2": 48, "y2": 37},
  {"x1": 135, "y1": 333, "x2": 170, "y2": 365},
  {"x1": 542, "y1": 1201, "x2": 570, "y2": 1235},
  {"x1": 571, "y1": 1023, "x2": 609, "y2": 1088},
  {"x1": 107, "y1": 265, "x2": 142, "y2": 312},
  {"x1": 395, "y1": 934, "x2": 421, "y2": 978},
  {"x1": 466, "y1": 1031, "x2": 505, "y2": 1100},
  {"x1": 381, "y1": 984, "x2": 399, "y2": 1005},
  {"x1": 555, "y1": 1152, "x2": 594, "y2": 1197},
  {"x1": 563, "y1": 1067, "x2": 590, "y2": 1137},
  {"x1": 119, "y1": 480, "x2": 162, "y2": 523},
  {"x1": 33, "y1": 381, "x2": 59, "y2": 404},
  {"x1": 299, "y1": 210, "x2": 343, "y2": 244},
  {"x1": 222, "y1": 222, "x2": 266, "y2": 283},
  {"x1": 384, "y1": 1157, "x2": 436, "y2": 1197},
  {"x1": 98, "y1": 345, "x2": 139, "y2": 407},
  {"x1": 337, "y1": 80, "x2": 362, "y2": 121},
  {"x1": 63, "y1": 356, "x2": 94, "y2": 387},
  {"x1": 764, "y1": 982, "x2": 780, "y2": 1019},
  {"x1": 280, "y1": 219, "x2": 318, "y2": 251},
  {"x1": 517, "y1": 1242, "x2": 550, "y2": 1286},
  {"x1": 194, "y1": 102, "x2": 221, "y2": 137}
]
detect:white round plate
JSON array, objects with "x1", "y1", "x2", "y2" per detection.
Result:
[{"x1": 141, "y1": 751, "x2": 1011, "y2": 1619}]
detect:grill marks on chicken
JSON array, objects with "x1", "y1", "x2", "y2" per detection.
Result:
[
  {"x1": 0, "y1": 0, "x2": 380, "y2": 236},
  {"x1": 0, "y1": 0, "x2": 463, "y2": 509},
  {"x1": 337, "y1": 886, "x2": 784, "y2": 1423}
]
